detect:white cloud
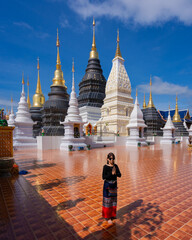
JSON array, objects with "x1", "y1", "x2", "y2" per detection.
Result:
[
  {"x1": 138, "y1": 76, "x2": 192, "y2": 96},
  {"x1": 60, "y1": 15, "x2": 70, "y2": 28},
  {"x1": 67, "y1": 0, "x2": 192, "y2": 26},
  {"x1": 13, "y1": 22, "x2": 49, "y2": 39},
  {"x1": 13, "y1": 21, "x2": 33, "y2": 30}
]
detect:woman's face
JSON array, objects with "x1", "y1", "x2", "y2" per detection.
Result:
[{"x1": 108, "y1": 156, "x2": 114, "y2": 165}]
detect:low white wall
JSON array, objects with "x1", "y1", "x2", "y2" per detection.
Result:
[{"x1": 37, "y1": 136, "x2": 63, "y2": 150}]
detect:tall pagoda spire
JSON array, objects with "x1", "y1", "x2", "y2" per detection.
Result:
[
  {"x1": 172, "y1": 94, "x2": 182, "y2": 122},
  {"x1": 32, "y1": 58, "x2": 45, "y2": 107},
  {"x1": 147, "y1": 76, "x2": 155, "y2": 108},
  {"x1": 72, "y1": 58, "x2": 75, "y2": 91},
  {"x1": 36, "y1": 57, "x2": 42, "y2": 93},
  {"x1": 143, "y1": 93, "x2": 147, "y2": 109},
  {"x1": 11, "y1": 97, "x2": 13, "y2": 115},
  {"x1": 22, "y1": 72, "x2": 25, "y2": 96},
  {"x1": 51, "y1": 28, "x2": 66, "y2": 87},
  {"x1": 27, "y1": 77, "x2": 31, "y2": 108},
  {"x1": 89, "y1": 17, "x2": 99, "y2": 59},
  {"x1": 115, "y1": 29, "x2": 122, "y2": 58}
]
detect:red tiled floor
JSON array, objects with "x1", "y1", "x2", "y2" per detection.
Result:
[{"x1": 0, "y1": 143, "x2": 192, "y2": 239}]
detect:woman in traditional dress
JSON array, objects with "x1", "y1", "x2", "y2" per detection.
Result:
[{"x1": 102, "y1": 152, "x2": 121, "y2": 224}]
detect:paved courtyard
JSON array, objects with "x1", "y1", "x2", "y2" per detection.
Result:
[{"x1": 0, "y1": 143, "x2": 192, "y2": 240}]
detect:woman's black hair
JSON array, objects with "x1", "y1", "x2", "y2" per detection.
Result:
[{"x1": 107, "y1": 152, "x2": 115, "y2": 161}]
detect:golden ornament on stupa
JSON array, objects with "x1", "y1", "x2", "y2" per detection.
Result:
[
  {"x1": 147, "y1": 76, "x2": 155, "y2": 108},
  {"x1": 89, "y1": 17, "x2": 99, "y2": 59},
  {"x1": 33, "y1": 57, "x2": 45, "y2": 107},
  {"x1": 51, "y1": 29, "x2": 66, "y2": 87},
  {"x1": 172, "y1": 95, "x2": 182, "y2": 122},
  {"x1": 115, "y1": 29, "x2": 122, "y2": 58}
]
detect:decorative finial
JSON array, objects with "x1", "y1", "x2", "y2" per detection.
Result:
[
  {"x1": 22, "y1": 72, "x2": 24, "y2": 84},
  {"x1": 136, "y1": 89, "x2": 138, "y2": 97},
  {"x1": 11, "y1": 96, "x2": 13, "y2": 103},
  {"x1": 115, "y1": 29, "x2": 122, "y2": 58},
  {"x1": 72, "y1": 58, "x2": 75, "y2": 73},
  {"x1": 143, "y1": 93, "x2": 147, "y2": 109},
  {"x1": 27, "y1": 77, "x2": 31, "y2": 108},
  {"x1": 147, "y1": 75, "x2": 155, "y2": 108},
  {"x1": 72, "y1": 58, "x2": 75, "y2": 91},
  {"x1": 37, "y1": 57, "x2": 40, "y2": 70},
  {"x1": 33, "y1": 57, "x2": 45, "y2": 107},
  {"x1": 56, "y1": 28, "x2": 60, "y2": 47},
  {"x1": 89, "y1": 17, "x2": 99, "y2": 59},
  {"x1": 51, "y1": 29, "x2": 66, "y2": 87},
  {"x1": 172, "y1": 94, "x2": 181, "y2": 122}
]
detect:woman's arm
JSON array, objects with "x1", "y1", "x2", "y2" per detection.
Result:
[{"x1": 115, "y1": 165, "x2": 121, "y2": 178}]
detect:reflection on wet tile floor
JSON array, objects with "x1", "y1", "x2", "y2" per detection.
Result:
[{"x1": 0, "y1": 143, "x2": 192, "y2": 239}]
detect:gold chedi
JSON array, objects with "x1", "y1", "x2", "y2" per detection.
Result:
[
  {"x1": 33, "y1": 58, "x2": 45, "y2": 107},
  {"x1": 143, "y1": 93, "x2": 146, "y2": 109},
  {"x1": 89, "y1": 17, "x2": 99, "y2": 59},
  {"x1": 172, "y1": 95, "x2": 182, "y2": 122},
  {"x1": 51, "y1": 29, "x2": 66, "y2": 87},
  {"x1": 147, "y1": 76, "x2": 155, "y2": 108}
]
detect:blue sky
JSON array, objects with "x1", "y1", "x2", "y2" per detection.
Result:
[{"x1": 1, "y1": 0, "x2": 192, "y2": 114}]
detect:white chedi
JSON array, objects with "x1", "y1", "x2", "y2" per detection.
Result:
[
  {"x1": 97, "y1": 30, "x2": 134, "y2": 136},
  {"x1": 14, "y1": 77, "x2": 36, "y2": 149},
  {"x1": 188, "y1": 124, "x2": 192, "y2": 137},
  {"x1": 60, "y1": 62, "x2": 86, "y2": 151},
  {"x1": 8, "y1": 97, "x2": 15, "y2": 127},
  {"x1": 126, "y1": 93, "x2": 147, "y2": 146},
  {"x1": 160, "y1": 109, "x2": 175, "y2": 144}
]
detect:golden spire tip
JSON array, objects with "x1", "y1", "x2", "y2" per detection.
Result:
[
  {"x1": 37, "y1": 57, "x2": 40, "y2": 70},
  {"x1": 22, "y1": 72, "x2": 24, "y2": 84},
  {"x1": 93, "y1": 17, "x2": 95, "y2": 26},
  {"x1": 56, "y1": 28, "x2": 60, "y2": 47},
  {"x1": 72, "y1": 58, "x2": 75, "y2": 73},
  {"x1": 136, "y1": 88, "x2": 138, "y2": 97}
]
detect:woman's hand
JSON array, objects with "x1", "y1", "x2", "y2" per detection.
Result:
[{"x1": 112, "y1": 166, "x2": 116, "y2": 175}]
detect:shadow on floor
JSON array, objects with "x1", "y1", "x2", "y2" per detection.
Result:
[
  {"x1": 34, "y1": 175, "x2": 87, "y2": 190},
  {"x1": 85, "y1": 199, "x2": 163, "y2": 239},
  {"x1": 53, "y1": 198, "x2": 86, "y2": 211}
]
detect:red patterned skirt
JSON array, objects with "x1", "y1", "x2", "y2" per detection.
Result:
[{"x1": 102, "y1": 180, "x2": 117, "y2": 219}]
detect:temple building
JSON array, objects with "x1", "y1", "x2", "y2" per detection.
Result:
[
  {"x1": 142, "y1": 77, "x2": 164, "y2": 136},
  {"x1": 78, "y1": 18, "x2": 106, "y2": 134},
  {"x1": 30, "y1": 58, "x2": 45, "y2": 137},
  {"x1": 41, "y1": 30, "x2": 69, "y2": 136},
  {"x1": 159, "y1": 108, "x2": 192, "y2": 130},
  {"x1": 97, "y1": 30, "x2": 134, "y2": 136}
]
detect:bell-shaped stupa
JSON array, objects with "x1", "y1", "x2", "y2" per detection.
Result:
[
  {"x1": 161, "y1": 107, "x2": 176, "y2": 144},
  {"x1": 126, "y1": 91, "x2": 147, "y2": 146},
  {"x1": 8, "y1": 97, "x2": 15, "y2": 127},
  {"x1": 97, "y1": 30, "x2": 134, "y2": 136},
  {"x1": 41, "y1": 29, "x2": 69, "y2": 136},
  {"x1": 30, "y1": 58, "x2": 45, "y2": 137},
  {"x1": 78, "y1": 18, "x2": 106, "y2": 132},
  {"x1": 60, "y1": 60, "x2": 86, "y2": 151},
  {"x1": 14, "y1": 74, "x2": 36, "y2": 149}
]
